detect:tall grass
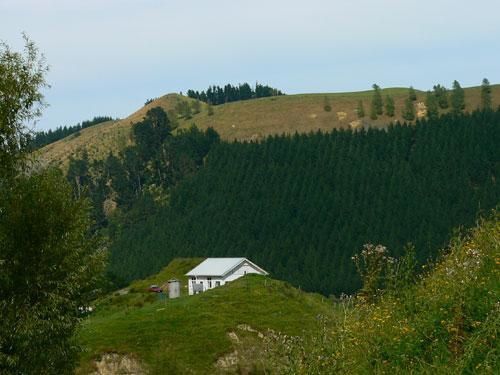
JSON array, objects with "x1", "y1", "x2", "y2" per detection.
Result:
[{"x1": 267, "y1": 212, "x2": 499, "y2": 373}]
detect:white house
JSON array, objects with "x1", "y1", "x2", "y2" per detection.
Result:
[{"x1": 186, "y1": 258, "x2": 268, "y2": 295}]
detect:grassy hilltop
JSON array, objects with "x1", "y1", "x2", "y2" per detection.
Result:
[
  {"x1": 39, "y1": 84, "x2": 500, "y2": 169},
  {"x1": 77, "y1": 259, "x2": 334, "y2": 374},
  {"x1": 77, "y1": 214, "x2": 499, "y2": 374}
]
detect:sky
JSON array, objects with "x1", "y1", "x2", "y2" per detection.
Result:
[{"x1": 1, "y1": 0, "x2": 500, "y2": 130}]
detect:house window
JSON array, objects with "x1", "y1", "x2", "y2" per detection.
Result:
[
  {"x1": 216, "y1": 281, "x2": 221, "y2": 287},
  {"x1": 208, "y1": 277, "x2": 212, "y2": 288}
]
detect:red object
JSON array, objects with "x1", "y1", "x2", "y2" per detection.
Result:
[{"x1": 148, "y1": 285, "x2": 163, "y2": 293}]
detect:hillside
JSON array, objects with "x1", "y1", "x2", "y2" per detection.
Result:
[
  {"x1": 77, "y1": 214, "x2": 499, "y2": 374},
  {"x1": 107, "y1": 110, "x2": 500, "y2": 295},
  {"x1": 76, "y1": 259, "x2": 334, "y2": 374},
  {"x1": 39, "y1": 84, "x2": 500, "y2": 168}
]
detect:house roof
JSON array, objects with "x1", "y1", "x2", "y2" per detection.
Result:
[{"x1": 185, "y1": 257, "x2": 267, "y2": 277}]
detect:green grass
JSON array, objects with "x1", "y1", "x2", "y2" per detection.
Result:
[
  {"x1": 77, "y1": 267, "x2": 334, "y2": 373},
  {"x1": 266, "y1": 213, "x2": 500, "y2": 374}
]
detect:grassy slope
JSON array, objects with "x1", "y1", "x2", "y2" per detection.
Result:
[
  {"x1": 77, "y1": 259, "x2": 333, "y2": 374},
  {"x1": 39, "y1": 85, "x2": 500, "y2": 168}
]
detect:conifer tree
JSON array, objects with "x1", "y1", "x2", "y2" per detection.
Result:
[
  {"x1": 408, "y1": 86, "x2": 417, "y2": 101},
  {"x1": 323, "y1": 96, "x2": 332, "y2": 112},
  {"x1": 425, "y1": 91, "x2": 439, "y2": 120},
  {"x1": 385, "y1": 95, "x2": 395, "y2": 117},
  {"x1": 433, "y1": 84, "x2": 449, "y2": 109},
  {"x1": 481, "y1": 78, "x2": 492, "y2": 110},
  {"x1": 371, "y1": 84, "x2": 384, "y2": 117},
  {"x1": 450, "y1": 80, "x2": 465, "y2": 114},
  {"x1": 357, "y1": 100, "x2": 365, "y2": 118},
  {"x1": 402, "y1": 97, "x2": 415, "y2": 121}
]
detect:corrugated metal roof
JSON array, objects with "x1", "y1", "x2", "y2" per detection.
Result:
[{"x1": 185, "y1": 258, "x2": 247, "y2": 277}]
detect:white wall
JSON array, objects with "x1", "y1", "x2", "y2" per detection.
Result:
[
  {"x1": 188, "y1": 261, "x2": 266, "y2": 295},
  {"x1": 224, "y1": 262, "x2": 264, "y2": 282}
]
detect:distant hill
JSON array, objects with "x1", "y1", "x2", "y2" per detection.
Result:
[
  {"x1": 76, "y1": 258, "x2": 333, "y2": 374},
  {"x1": 39, "y1": 84, "x2": 500, "y2": 169}
]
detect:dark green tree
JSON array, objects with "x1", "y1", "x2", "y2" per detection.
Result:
[
  {"x1": 357, "y1": 100, "x2": 365, "y2": 118},
  {"x1": 425, "y1": 91, "x2": 439, "y2": 120},
  {"x1": 0, "y1": 36, "x2": 106, "y2": 374},
  {"x1": 323, "y1": 96, "x2": 332, "y2": 112},
  {"x1": 385, "y1": 95, "x2": 395, "y2": 117},
  {"x1": 433, "y1": 84, "x2": 449, "y2": 109},
  {"x1": 450, "y1": 80, "x2": 465, "y2": 114},
  {"x1": 481, "y1": 78, "x2": 492, "y2": 110},
  {"x1": 408, "y1": 86, "x2": 417, "y2": 101},
  {"x1": 402, "y1": 98, "x2": 415, "y2": 121},
  {"x1": 371, "y1": 84, "x2": 384, "y2": 118}
]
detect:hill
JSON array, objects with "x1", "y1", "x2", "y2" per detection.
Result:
[
  {"x1": 106, "y1": 110, "x2": 500, "y2": 295},
  {"x1": 77, "y1": 214, "x2": 499, "y2": 374},
  {"x1": 76, "y1": 259, "x2": 334, "y2": 374},
  {"x1": 39, "y1": 84, "x2": 500, "y2": 169}
]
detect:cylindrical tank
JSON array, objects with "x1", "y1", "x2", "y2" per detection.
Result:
[{"x1": 168, "y1": 279, "x2": 180, "y2": 299}]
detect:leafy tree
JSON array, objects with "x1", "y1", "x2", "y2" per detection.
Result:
[
  {"x1": 207, "y1": 102, "x2": 214, "y2": 116},
  {"x1": 402, "y1": 97, "x2": 415, "y2": 121},
  {"x1": 175, "y1": 100, "x2": 192, "y2": 119},
  {"x1": 481, "y1": 78, "x2": 492, "y2": 110},
  {"x1": 0, "y1": 34, "x2": 48, "y2": 177},
  {"x1": 408, "y1": 86, "x2": 417, "y2": 101},
  {"x1": 0, "y1": 171, "x2": 106, "y2": 373},
  {"x1": 450, "y1": 80, "x2": 465, "y2": 114},
  {"x1": 356, "y1": 100, "x2": 365, "y2": 118},
  {"x1": 433, "y1": 84, "x2": 449, "y2": 109},
  {"x1": 371, "y1": 84, "x2": 384, "y2": 118},
  {"x1": 425, "y1": 90, "x2": 439, "y2": 120},
  {"x1": 0, "y1": 36, "x2": 106, "y2": 374},
  {"x1": 323, "y1": 96, "x2": 332, "y2": 112},
  {"x1": 385, "y1": 95, "x2": 395, "y2": 117},
  {"x1": 191, "y1": 100, "x2": 201, "y2": 114}
]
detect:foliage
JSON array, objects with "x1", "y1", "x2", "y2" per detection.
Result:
[
  {"x1": 323, "y1": 96, "x2": 332, "y2": 112},
  {"x1": 408, "y1": 86, "x2": 417, "y2": 101},
  {"x1": 352, "y1": 244, "x2": 395, "y2": 303},
  {"x1": 174, "y1": 99, "x2": 192, "y2": 119},
  {"x1": 0, "y1": 36, "x2": 106, "y2": 373},
  {"x1": 207, "y1": 102, "x2": 214, "y2": 116},
  {"x1": 187, "y1": 82, "x2": 284, "y2": 105},
  {"x1": 0, "y1": 171, "x2": 107, "y2": 374},
  {"x1": 451, "y1": 79, "x2": 466, "y2": 114},
  {"x1": 265, "y1": 213, "x2": 499, "y2": 374},
  {"x1": 425, "y1": 90, "x2": 439, "y2": 120},
  {"x1": 0, "y1": 34, "x2": 48, "y2": 176},
  {"x1": 30, "y1": 116, "x2": 115, "y2": 150},
  {"x1": 433, "y1": 84, "x2": 449, "y2": 109},
  {"x1": 402, "y1": 97, "x2": 415, "y2": 120},
  {"x1": 106, "y1": 110, "x2": 500, "y2": 295},
  {"x1": 370, "y1": 84, "x2": 384, "y2": 119},
  {"x1": 356, "y1": 100, "x2": 365, "y2": 118},
  {"x1": 384, "y1": 95, "x2": 395, "y2": 117},
  {"x1": 481, "y1": 78, "x2": 492, "y2": 110}
]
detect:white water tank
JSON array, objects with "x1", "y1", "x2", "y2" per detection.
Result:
[{"x1": 168, "y1": 279, "x2": 180, "y2": 299}]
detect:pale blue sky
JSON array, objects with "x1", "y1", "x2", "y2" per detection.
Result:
[{"x1": 1, "y1": 0, "x2": 499, "y2": 130}]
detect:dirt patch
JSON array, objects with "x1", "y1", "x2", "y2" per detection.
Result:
[
  {"x1": 215, "y1": 326, "x2": 268, "y2": 373},
  {"x1": 416, "y1": 101, "x2": 427, "y2": 119},
  {"x1": 336, "y1": 111, "x2": 347, "y2": 121},
  {"x1": 91, "y1": 353, "x2": 145, "y2": 375}
]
